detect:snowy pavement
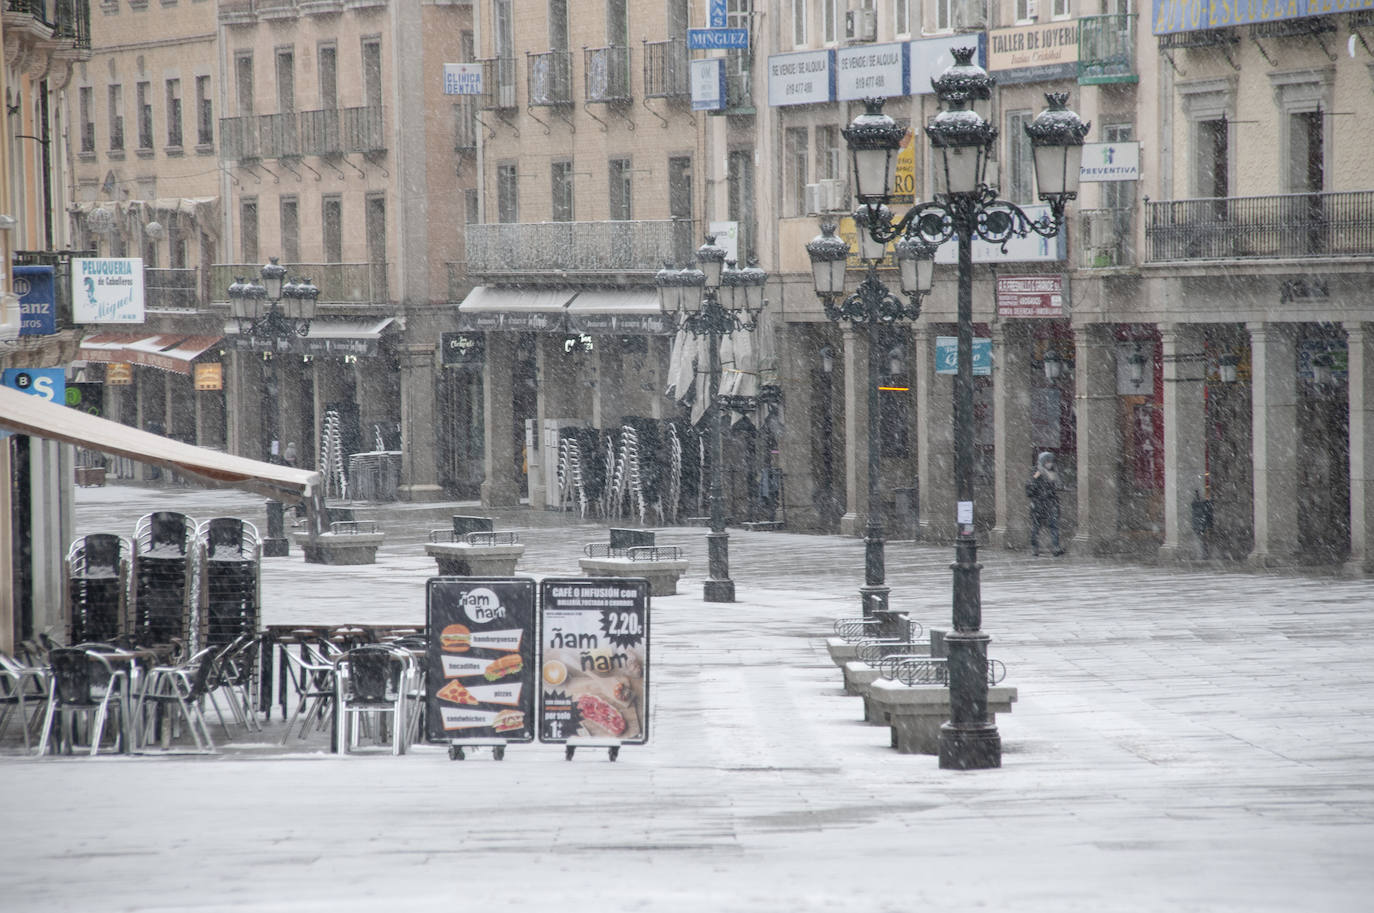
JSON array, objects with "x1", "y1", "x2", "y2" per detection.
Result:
[{"x1": 2, "y1": 483, "x2": 1372, "y2": 911}]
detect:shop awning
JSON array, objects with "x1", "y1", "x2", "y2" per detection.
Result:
[
  {"x1": 221, "y1": 317, "x2": 395, "y2": 357},
  {"x1": 78, "y1": 333, "x2": 224, "y2": 375},
  {"x1": 0, "y1": 384, "x2": 323, "y2": 511},
  {"x1": 456, "y1": 286, "x2": 574, "y2": 332},
  {"x1": 566, "y1": 288, "x2": 674, "y2": 335}
]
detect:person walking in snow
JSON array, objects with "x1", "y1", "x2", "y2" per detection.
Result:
[{"x1": 1026, "y1": 451, "x2": 1064, "y2": 557}]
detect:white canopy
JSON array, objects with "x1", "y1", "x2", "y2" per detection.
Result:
[{"x1": 0, "y1": 385, "x2": 323, "y2": 515}]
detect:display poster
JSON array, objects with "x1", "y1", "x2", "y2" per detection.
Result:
[
  {"x1": 538, "y1": 578, "x2": 650, "y2": 746},
  {"x1": 935, "y1": 336, "x2": 993, "y2": 376},
  {"x1": 835, "y1": 42, "x2": 909, "y2": 100},
  {"x1": 72, "y1": 258, "x2": 145, "y2": 324},
  {"x1": 425, "y1": 577, "x2": 537, "y2": 743},
  {"x1": 766, "y1": 49, "x2": 834, "y2": 106},
  {"x1": 996, "y1": 274, "x2": 1066, "y2": 318},
  {"x1": 105, "y1": 363, "x2": 133, "y2": 385},
  {"x1": 193, "y1": 362, "x2": 223, "y2": 391},
  {"x1": 15, "y1": 265, "x2": 55, "y2": 336},
  {"x1": 691, "y1": 58, "x2": 726, "y2": 111}
]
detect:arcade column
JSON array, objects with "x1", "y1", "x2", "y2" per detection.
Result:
[
  {"x1": 1247, "y1": 321, "x2": 1301, "y2": 566},
  {"x1": 398, "y1": 343, "x2": 443, "y2": 501},
  {"x1": 991, "y1": 321, "x2": 1032, "y2": 549},
  {"x1": 1344, "y1": 321, "x2": 1373, "y2": 576},
  {"x1": 840, "y1": 325, "x2": 868, "y2": 538},
  {"x1": 1072, "y1": 323, "x2": 1122, "y2": 555},
  {"x1": 1159, "y1": 323, "x2": 1208, "y2": 562}
]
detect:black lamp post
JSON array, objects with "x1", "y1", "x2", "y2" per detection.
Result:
[
  {"x1": 656, "y1": 237, "x2": 764, "y2": 603},
  {"x1": 840, "y1": 48, "x2": 1088, "y2": 770},
  {"x1": 227, "y1": 258, "x2": 320, "y2": 556},
  {"x1": 807, "y1": 224, "x2": 935, "y2": 622}
]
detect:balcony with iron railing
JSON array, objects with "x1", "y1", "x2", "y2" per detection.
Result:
[
  {"x1": 528, "y1": 50, "x2": 573, "y2": 107},
  {"x1": 466, "y1": 219, "x2": 698, "y2": 282},
  {"x1": 1145, "y1": 191, "x2": 1374, "y2": 262},
  {"x1": 220, "y1": 106, "x2": 385, "y2": 161},
  {"x1": 6, "y1": 0, "x2": 90, "y2": 49},
  {"x1": 209, "y1": 262, "x2": 391, "y2": 308},
  {"x1": 725, "y1": 57, "x2": 753, "y2": 112},
  {"x1": 478, "y1": 57, "x2": 518, "y2": 110},
  {"x1": 643, "y1": 38, "x2": 689, "y2": 99},
  {"x1": 145, "y1": 268, "x2": 200, "y2": 311},
  {"x1": 454, "y1": 97, "x2": 478, "y2": 154},
  {"x1": 585, "y1": 46, "x2": 631, "y2": 104},
  {"x1": 1078, "y1": 14, "x2": 1137, "y2": 85}
]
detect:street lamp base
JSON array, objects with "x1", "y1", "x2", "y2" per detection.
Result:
[
  {"x1": 262, "y1": 537, "x2": 290, "y2": 558},
  {"x1": 703, "y1": 578, "x2": 736, "y2": 603},
  {"x1": 937, "y1": 722, "x2": 1002, "y2": 769}
]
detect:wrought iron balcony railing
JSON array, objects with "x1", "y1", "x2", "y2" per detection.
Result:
[
  {"x1": 7, "y1": 0, "x2": 90, "y2": 47},
  {"x1": 1145, "y1": 190, "x2": 1374, "y2": 262},
  {"x1": 725, "y1": 58, "x2": 752, "y2": 111},
  {"x1": 1078, "y1": 14, "x2": 1137, "y2": 85},
  {"x1": 220, "y1": 106, "x2": 385, "y2": 161},
  {"x1": 144, "y1": 268, "x2": 200, "y2": 311},
  {"x1": 528, "y1": 50, "x2": 573, "y2": 107},
  {"x1": 210, "y1": 262, "x2": 391, "y2": 308},
  {"x1": 643, "y1": 38, "x2": 689, "y2": 98},
  {"x1": 465, "y1": 219, "x2": 698, "y2": 280},
  {"x1": 478, "y1": 57, "x2": 518, "y2": 110},
  {"x1": 585, "y1": 46, "x2": 631, "y2": 104}
]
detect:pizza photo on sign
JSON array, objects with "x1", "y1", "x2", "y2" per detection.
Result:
[{"x1": 436, "y1": 679, "x2": 479, "y2": 705}]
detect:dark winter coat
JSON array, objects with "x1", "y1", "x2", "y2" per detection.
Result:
[{"x1": 1026, "y1": 452, "x2": 1060, "y2": 522}]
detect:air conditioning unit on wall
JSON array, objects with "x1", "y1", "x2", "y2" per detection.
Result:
[
  {"x1": 818, "y1": 179, "x2": 848, "y2": 212},
  {"x1": 804, "y1": 183, "x2": 822, "y2": 216},
  {"x1": 845, "y1": 8, "x2": 877, "y2": 42}
]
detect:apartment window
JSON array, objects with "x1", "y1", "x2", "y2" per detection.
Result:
[
  {"x1": 727, "y1": 148, "x2": 755, "y2": 260},
  {"x1": 240, "y1": 198, "x2": 259, "y2": 263},
  {"x1": 79, "y1": 87, "x2": 95, "y2": 152},
  {"x1": 606, "y1": 0, "x2": 628, "y2": 46},
  {"x1": 1287, "y1": 111, "x2": 1323, "y2": 194},
  {"x1": 792, "y1": 0, "x2": 807, "y2": 46},
  {"x1": 170, "y1": 226, "x2": 188, "y2": 270},
  {"x1": 936, "y1": 0, "x2": 954, "y2": 31},
  {"x1": 362, "y1": 39, "x2": 382, "y2": 109},
  {"x1": 196, "y1": 76, "x2": 213, "y2": 146},
  {"x1": 276, "y1": 49, "x2": 295, "y2": 113},
  {"x1": 318, "y1": 43, "x2": 338, "y2": 108},
  {"x1": 1016, "y1": 0, "x2": 1033, "y2": 19},
  {"x1": 322, "y1": 196, "x2": 343, "y2": 262},
  {"x1": 144, "y1": 228, "x2": 159, "y2": 269},
  {"x1": 609, "y1": 158, "x2": 632, "y2": 220},
  {"x1": 823, "y1": 0, "x2": 838, "y2": 43},
  {"x1": 1195, "y1": 119, "x2": 1228, "y2": 199},
  {"x1": 1005, "y1": 110, "x2": 1033, "y2": 204},
  {"x1": 280, "y1": 197, "x2": 299, "y2": 265},
  {"x1": 165, "y1": 78, "x2": 182, "y2": 148},
  {"x1": 785, "y1": 126, "x2": 809, "y2": 216},
  {"x1": 549, "y1": 0, "x2": 569, "y2": 50},
  {"x1": 497, "y1": 163, "x2": 518, "y2": 222},
  {"x1": 1101, "y1": 122, "x2": 1134, "y2": 211},
  {"x1": 816, "y1": 125, "x2": 841, "y2": 181},
  {"x1": 894, "y1": 0, "x2": 910, "y2": 34},
  {"x1": 366, "y1": 193, "x2": 386, "y2": 264},
  {"x1": 108, "y1": 84, "x2": 124, "y2": 151},
  {"x1": 235, "y1": 53, "x2": 254, "y2": 116},
  {"x1": 668, "y1": 156, "x2": 692, "y2": 220},
  {"x1": 1052, "y1": 0, "x2": 1071, "y2": 18},
  {"x1": 551, "y1": 160, "x2": 574, "y2": 222},
  {"x1": 136, "y1": 81, "x2": 153, "y2": 150}
]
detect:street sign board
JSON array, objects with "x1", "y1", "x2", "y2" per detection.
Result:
[
  {"x1": 935, "y1": 337, "x2": 993, "y2": 376},
  {"x1": 538, "y1": 578, "x2": 650, "y2": 747},
  {"x1": 426, "y1": 577, "x2": 537, "y2": 744},
  {"x1": 72, "y1": 258, "x2": 145, "y2": 324},
  {"x1": 1079, "y1": 141, "x2": 1141, "y2": 182},
  {"x1": 443, "y1": 63, "x2": 483, "y2": 96},
  {"x1": 15, "y1": 265, "x2": 55, "y2": 336},
  {"x1": 1, "y1": 368, "x2": 66, "y2": 439},
  {"x1": 708, "y1": 0, "x2": 728, "y2": 27},
  {"x1": 688, "y1": 28, "x2": 749, "y2": 50},
  {"x1": 691, "y1": 58, "x2": 726, "y2": 111},
  {"x1": 996, "y1": 274, "x2": 1066, "y2": 318}
]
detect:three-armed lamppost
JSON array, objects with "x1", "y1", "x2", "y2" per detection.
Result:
[
  {"x1": 807, "y1": 221, "x2": 936, "y2": 623},
  {"x1": 839, "y1": 47, "x2": 1089, "y2": 769},
  {"x1": 656, "y1": 237, "x2": 765, "y2": 603},
  {"x1": 227, "y1": 258, "x2": 320, "y2": 556}
]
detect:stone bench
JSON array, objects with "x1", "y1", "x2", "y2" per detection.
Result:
[
  {"x1": 425, "y1": 531, "x2": 525, "y2": 577},
  {"x1": 294, "y1": 520, "x2": 385, "y2": 566},
  {"x1": 867, "y1": 675, "x2": 1017, "y2": 755},
  {"x1": 579, "y1": 545, "x2": 688, "y2": 597},
  {"x1": 826, "y1": 612, "x2": 924, "y2": 668}
]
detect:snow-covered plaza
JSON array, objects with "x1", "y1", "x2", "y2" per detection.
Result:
[{"x1": 2, "y1": 483, "x2": 1371, "y2": 912}]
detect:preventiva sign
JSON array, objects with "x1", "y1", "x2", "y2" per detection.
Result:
[{"x1": 1079, "y1": 142, "x2": 1141, "y2": 182}]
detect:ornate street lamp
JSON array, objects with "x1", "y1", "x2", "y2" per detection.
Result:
[
  {"x1": 656, "y1": 236, "x2": 764, "y2": 603},
  {"x1": 228, "y1": 257, "x2": 319, "y2": 341},
  {"x1": 807, "y1": 222, "x2": 936, "y2": 623},
  {"x1": 839, "y1": 47, "x2": 1089, "y2": 770},
  {"x1": 226, "y1": 258, "x2": 320, "y2": 556}
]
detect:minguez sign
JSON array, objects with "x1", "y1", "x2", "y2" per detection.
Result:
[{"x1": 687, "y1": 27, "x2": 749, "y2": 49}]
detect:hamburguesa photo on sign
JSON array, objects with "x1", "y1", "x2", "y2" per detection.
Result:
[{"x1": 538, "y1": 578, "x2": 651, "y2": 755}]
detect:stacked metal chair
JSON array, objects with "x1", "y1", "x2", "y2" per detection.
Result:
[
  {"x1": 196, "y1": 518, "x2": 262, "y2": 649},
  {"x1": 130, "y1": 512, "x2": 196, "y2": 647},
  {"x1": 63, "y1": 534, "x2": 132, "y2": 645}
]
